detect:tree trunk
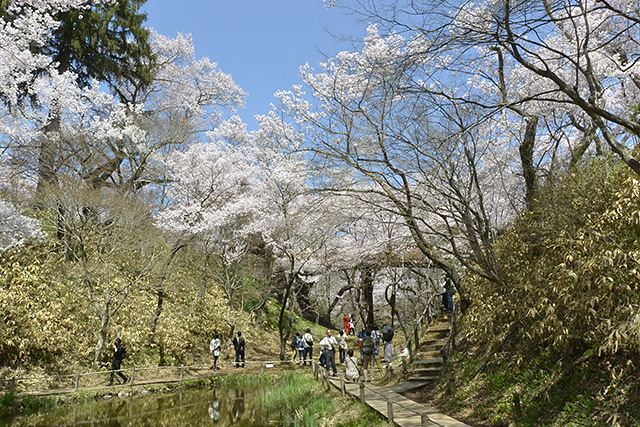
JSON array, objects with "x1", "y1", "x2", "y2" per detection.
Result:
[
  {"x1": 277, "y1": 273, "x2": 295, "y2": 361},
  {"x1": 361, "y1": 267, "x2": 376, "y2": 329},
  {"x1": 94, "y1": 305, "x2": 110, "y2": 366},
  {"x1": 520, "y1": 116, "x2": 539, "y2": 210}
]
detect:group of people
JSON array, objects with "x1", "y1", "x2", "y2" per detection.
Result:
[
  {"x1": 210, "y1": 331, "x2": 246, "y2": 369},
  {"x1": 106, "y1": 273, "x2": 454, "y2": 386},
  {"x1": 343, "y1": 314, "x2": 356, "y2": 335},
  {"x1": 289, "y1": 328, "x2": 316, "y2": 365},
  {"x1": 302, "y1": 323, "x2": 395, "y2": 383}
]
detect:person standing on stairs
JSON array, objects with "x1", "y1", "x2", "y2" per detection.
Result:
[{"x1": 442, "y1": 275, "x2": 454, "y2": 313}]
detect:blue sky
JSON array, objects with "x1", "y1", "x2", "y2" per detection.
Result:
[{"x1": 142, "y1": 1, "x2": 368, "y2": 130}]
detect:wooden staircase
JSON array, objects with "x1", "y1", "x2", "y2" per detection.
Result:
[{"x1": 407, "y1": 314, "x2": 451, "y2": 382}]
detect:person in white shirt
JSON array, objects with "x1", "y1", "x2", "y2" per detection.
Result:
[
  {"x1": 319, "y1": 329, "x2": 338, "y2": 376},
  {"x1": 209, "y1": 333, "x2": 221, "y2": 371},
  {"x1": 337, "y1": 330, "x2": 348, "y2": 364},
  {"x1": 302, "y1": 328, "x2": 313, "y2": 366},
  {"x1": 344, "y1": 349, "x2": 359, "y2": 381}
]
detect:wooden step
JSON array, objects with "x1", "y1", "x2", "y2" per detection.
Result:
[
  {"x1": 407, "y1": 376, "x2": 438, "y2": 383},
  {"x1": 418, "y1": 344, "x2": 445, "y2": 354},
  {"x1": 413, "y1": 367, "x2": 442, "y2": 376},
  {"x1": 416, "y1": 350, "x2": 441, "y2": 358},
  {"x1": 413, "y1": 358, "x2": 444, "y2": 367},
  {"x1": 422, "y1": 337, "x2": 447, "y2": 346},
  {"x1": 424, "y1": 331, "x2": 448, "y2": 339}
]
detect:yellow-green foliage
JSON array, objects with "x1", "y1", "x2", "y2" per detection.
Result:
[
  {"x1": 0, "y1": 242, "x2": 89, "y2": 369},
  {"x1": 0, "y1": 239, "x2": 230, "y2": 373},
  {"x1": 455, "y1": 157, "x2": 640, "y2": 424}
]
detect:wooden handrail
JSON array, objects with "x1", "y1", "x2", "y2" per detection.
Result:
[
  {"x1": 312, "y1": 359, "x2": 447, "y2": 427},
  {"x1": 402, "y1": 291, "x2": 439, "y2": 363}
]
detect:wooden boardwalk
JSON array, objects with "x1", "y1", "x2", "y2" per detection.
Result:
[{"x1": 326, "y1": 376, "x2": 469, "y2": 427}]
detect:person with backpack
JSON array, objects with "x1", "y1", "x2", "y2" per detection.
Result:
[
  {"x1": 344, "y1": 349, "x2": 359, "y2": 382},
  {"x1": 302, "y1": 328, "x2": 313, "y2": 366},
  {"x1": 361, "y1": 330, "x2": 375, "y2": 382},
  {"x1": 209, "y1": 333, "x2": 222, "y2": 371},
  {"x1": 296, "y1": 331, "x2": 306, "y2": 365},
  {"x1": 107, "y1": 338, "x2": 127, "y2": 386},
  {"x1": 319, "y1": 329, "x2": 338, "y2": 376},
  {"x1": 371, "y1": 325, "x2": 381, "y2": 355},
  {"x1": 289, "y1": 333, "x2": 299, "y2": 362},
  {"x1": 233, "y1": 331, "x2": 246, "y2": 368},
  {"x1": 443, "y1": 275, "x2": 454, "y2": 313},
  {"x1": 337, "y1": 330, "x2": 348, "y2": 364},
  {"x1": 382, "y1": 324, "x2": 394, "y2": 362}
]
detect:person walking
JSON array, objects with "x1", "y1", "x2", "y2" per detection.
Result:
[
  {"x1": 290, "y1": 333, "x2": 299, "y2": 362},
  {"x1": 107, "y1": 338, "x2": 128, "y2": 386},
  {"x1": 361, "y1": 331, "x2": 375, "y2": 382},
  {"x1": 371, "y1": 325, "x2": 381, "y2": 356},
  {"x1": 302, "y1": 328, "x2": 313, "y2": 366},
  {"x1": 343, "y1": 315, "x2": 351, "y2": 335},
  {"x1": 319, "y1": 329, "x2": 338, "y2": 376},
  {"x1": 296, "y1": 331, "x2": 305, "y2": 365},
  {"x1": 382, "y1": 324, "x2": 395, "y2": 363},
  {"x1": 232, "y1": 331, "x2": 246, "y2": 368},
  {"x1": 209, "y1": 333, "x2": 221, "y2": 370},
  {"x1": 443, "y1": 275, "x2": 454, "y2": 313},
  {"x1": 344, "y1": 349, "x2": 359, "y2": 382},
  {"x1": 337, "y1": 330, "x2": 348, "y2": 364}
]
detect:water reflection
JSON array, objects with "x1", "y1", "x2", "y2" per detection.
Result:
[{"x1": 3, "y1": 386, "x2": 271, "y2": 426}]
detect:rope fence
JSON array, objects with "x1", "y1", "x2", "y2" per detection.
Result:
[{"x1": 0, "y1": 360, "x2": 297, "y2": 395}]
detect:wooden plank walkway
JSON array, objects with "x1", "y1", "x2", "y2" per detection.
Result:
[{"x1": 327, "y1": 377, "x2": 469, "y2": 427}]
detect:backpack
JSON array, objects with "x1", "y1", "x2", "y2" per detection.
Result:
[
  {"x1": 291, "y1": 337, "x2": 298, "y2": 349},
  {"x1": 382, "y1": 325, "x2": 394, "y2": 342},
  {"x1": 362, "y1": 337, "x2": 374, "y2": 355},
  {"x1": 305, "y1": 334, "x2": 313, "y2": 346}
]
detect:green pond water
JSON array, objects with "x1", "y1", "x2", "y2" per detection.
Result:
[{"x1": 3, "y1": 385, "x2": 278, "y2": 426}]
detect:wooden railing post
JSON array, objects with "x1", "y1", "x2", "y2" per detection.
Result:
[
  {"x1": 75, "y1": 373, "x2": 80, "y2": 390},
  {"x1": 387, "y1": 399, "x2": 394, "y2": 423},
  {"x1": 130, "y1": 367, "x2": 135, "y2": 385},
  {"x1": 179, "y1": 365, "x2": 184, "y2": 384},
  {"x1": 359, "y1": 381, "x2": 365, "y2": 402},
  {"x1": 340, "y1": 377, "x2": 346, "y2": 396},
  {"x1": 421, "y1": 414, "x2": 430, "y2": 427}
]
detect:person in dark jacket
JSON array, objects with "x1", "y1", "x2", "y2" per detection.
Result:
[
  {"x1": 232, "y1": 332, "x2": 246, "y2": 368},
  {"x1": 108, "y1": 338, "x2": 128, "y2": 386}
]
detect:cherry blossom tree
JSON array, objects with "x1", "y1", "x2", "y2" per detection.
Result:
[
  {"x1": 273, "y1": 25, "x2": 539, "y2": 307},
  {"x1": 331, "y1": 0, "x2": 640, "y2": 176},
  {"x1": 0, "y1": 198, "x2": 43, "y2": 251}
]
